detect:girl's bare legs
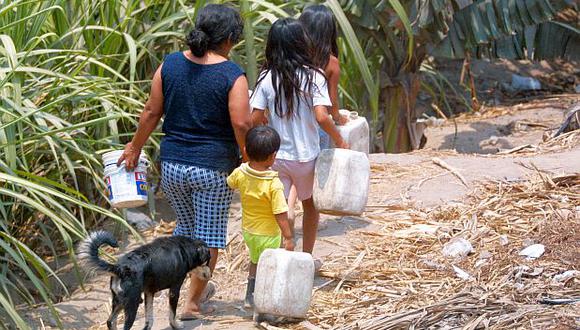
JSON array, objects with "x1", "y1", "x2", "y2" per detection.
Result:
[
  {"x1": 183, "y1": 248, "x2": 218, "y2": 315},
  {"x1": 287, "y1": 185, "x2": 298, "y2": 238},
  {"x1": 301, "y1": 197, "x2": 319, "y2": 254}
]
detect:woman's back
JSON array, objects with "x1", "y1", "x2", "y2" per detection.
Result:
[{"x1": 161, "y1": 51, "x2": 244, "y2": 173}]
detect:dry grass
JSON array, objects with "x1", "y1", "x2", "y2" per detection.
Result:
[
  {"x1": 497, "y1": 129, "x2": 580, "y2": 155},
  {"x1": 309, "y1": 172, "x2": 579, "y2": 329}
]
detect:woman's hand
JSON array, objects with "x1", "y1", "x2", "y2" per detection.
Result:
[
  {"x1": 117, "y1": 142, "x2": 141, "y2": 171},
  {"x1": 252, "y1": 109, "x2": 269, "y2": 126}
]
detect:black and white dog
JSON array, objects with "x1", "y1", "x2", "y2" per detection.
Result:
[{"x1": 78, "y1": 231, "x2": 211, "y2": 330}]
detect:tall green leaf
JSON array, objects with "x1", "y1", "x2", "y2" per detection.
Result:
[{"x1": 326, "y1": 0, "x2": 379, "y2": 119}]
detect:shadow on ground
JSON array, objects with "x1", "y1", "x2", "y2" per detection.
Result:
[{"x1": 439, "y1": 122, "x2": 513, "y2": 154}]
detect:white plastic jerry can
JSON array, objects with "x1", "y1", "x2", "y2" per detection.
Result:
[
  {"x1": 313, "y1": 148, "x2": 370, "y2": 216},
  {"x1": 254, "y1": 249, "x2": 315, "y2": 319},
  {"x1": 332, "y1": 110, "x2": 370, "y2": 154}
]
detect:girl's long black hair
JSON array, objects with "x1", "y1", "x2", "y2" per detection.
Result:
[
  {"x1": 255, "y1": 18, "x2": 323, "y2": 119},
  {"x1": 299, "y1": 5, "x2": 339, "y2": 69}
]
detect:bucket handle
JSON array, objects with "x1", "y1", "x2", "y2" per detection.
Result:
[
  {"x1": 104, "y1": 156, "x2": 150, "y2": 169},
  {"x1": 104, "y1": 165, "x2": 127, "y2": 176},
  {"x1": 104, "y1": 162, "x2": 146, "y2": 176}
]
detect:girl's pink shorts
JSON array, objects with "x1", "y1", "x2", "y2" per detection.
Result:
[{"x1": 272, "y1": 159, "x2": 316, "y2": 201}]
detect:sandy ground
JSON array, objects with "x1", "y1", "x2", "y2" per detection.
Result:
[{"x1": 25, "y1": 95, "x2": 580, "y2": 330}]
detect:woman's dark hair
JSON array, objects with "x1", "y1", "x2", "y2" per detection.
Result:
[
  {"x1": 255, "y1": 18, "x2": 323, "y2": 119},
  {"x1": 299, "y1": 5, "x2": 339, "y2": 69},
  {"x1": 186, "y1": 4, "x2": 243, "y2": 57},
  {"x1": 246, "y1": 126, "x2": 281, "y2": 162}
]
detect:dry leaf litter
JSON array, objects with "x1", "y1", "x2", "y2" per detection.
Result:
[{"x1": 307, "y1": 172, "x2": 579, "y2": 329}]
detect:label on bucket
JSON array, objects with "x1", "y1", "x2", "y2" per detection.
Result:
[
  {"x1": 106, "y1": 171, "x2": 148, "y2": 201},
  {"x1": 135, "y1": 172, "x2": 148, "y2": 196},
  {"x1": 105, "y1": 176, "x2": 113, "y2": 200},
  {"x1": 105, "y1": 172, "x2": 149, "y2": 201},
  {"x1": 111, "y1": 172, "x2": 133, "y2": 200}
]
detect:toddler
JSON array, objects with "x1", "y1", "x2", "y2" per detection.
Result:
[{"x1": 227, "y1": 126, "x2": 294, "y2": 308}]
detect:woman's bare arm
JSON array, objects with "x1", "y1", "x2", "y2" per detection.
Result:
[
  {"x1": 229, "y1": 76, "x2": 252, "y2": 161},
  {"x1": 118, "y1": 65, "x2": 164, "y2": 170}
]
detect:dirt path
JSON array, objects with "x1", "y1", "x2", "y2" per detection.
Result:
[{"x1": 27, "y1": 100, "x2": 579, "y2": 329}]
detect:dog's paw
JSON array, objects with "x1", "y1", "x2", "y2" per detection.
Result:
[{"x1": 170, "y1": 319, "x2": 183, "y2": 329}]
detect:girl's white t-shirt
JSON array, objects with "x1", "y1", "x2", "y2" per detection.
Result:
[{"x1": 250, "y1": 69, "x2": 332, "y2": 162}]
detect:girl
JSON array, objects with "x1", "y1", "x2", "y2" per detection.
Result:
[
  {"x1": 300, "y1": 4, "x2": 348, "y2": 129},
  {"x1": 285, "y1": 5, "x2": 349, "y2": 229},
  {"x1": 250, "y1": 18, "x2": 348, "y2": 258}
]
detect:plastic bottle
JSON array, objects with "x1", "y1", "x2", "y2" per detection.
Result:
[
  {"x1": 331, "y1": 110, "x2": 370, "y2": 154},
  {"x1": 313, "y1": 148, "x2": 370, "y2": 216}
]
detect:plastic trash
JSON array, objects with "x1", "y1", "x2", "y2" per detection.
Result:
[
  {"x1": 479, "y1": 250, "x2": 492, "y2": 259},
  {"x1": 452, "y1": 265, "x2": 473, "y2": 281},
  {"x1": 442, "y1": 238, "x2": 474, "y2": 259},
  {"x1": 394, "y1": 224, "x2": 439, "y2": 237},
  {"x1": 519, "y1": 244, "x2": 545, "y2": 259},
  {"x1": 475, "y1": 259, "x2": 487, "y2": 268},
  {"x1": 511, "y1": 74, "x2": 541, "y2": 91},
  {"x1": 499, "y1": 235, "x2": 509, "y2": 246},
  {"x1": 553, "y1": 270, "x2": 578, "y2": 283}
]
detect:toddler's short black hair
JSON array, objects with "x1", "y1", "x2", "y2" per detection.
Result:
[{"x1": 246, "y1": 126, "x2": 281, "y2": 162}]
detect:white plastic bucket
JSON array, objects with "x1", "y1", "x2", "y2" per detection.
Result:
[{"x1": 102, "y1": 150, "x2": 149, "y2": 209}]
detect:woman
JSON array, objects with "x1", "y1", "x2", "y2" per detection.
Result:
[{"x1": 118, "y1": 4, "x2": 251, "y2": 318}]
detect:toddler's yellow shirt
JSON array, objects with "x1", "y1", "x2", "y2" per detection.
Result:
[{"x1": 227, "y1": 163, "x2": 288, "y2": 236}]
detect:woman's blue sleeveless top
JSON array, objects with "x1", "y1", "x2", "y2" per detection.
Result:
[{"x1": 160, "y1": 52, "x2": 245, "y2": 173}]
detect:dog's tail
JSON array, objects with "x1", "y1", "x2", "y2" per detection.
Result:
[{"x1": 77, "y1": 231, "x2": 119, "y2": 275}]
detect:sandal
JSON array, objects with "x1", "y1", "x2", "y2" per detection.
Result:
[{"x1": 200, "y1": 281, "x2": 216, "y2": 304}]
